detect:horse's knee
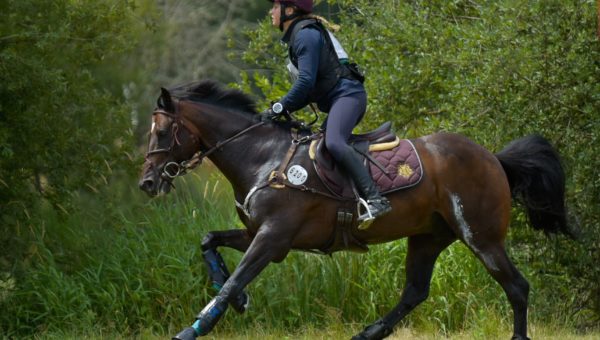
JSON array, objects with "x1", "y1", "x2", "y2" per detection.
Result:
[
  {"x1": 201, "y1": 232, "x2": 217, "y2": 250},
  {"x1": 402, "y1": 282, "x2": 430, "y2": 307},
  {"x1": 414, "y1": 290, "x2": 429, "y2": 305}
]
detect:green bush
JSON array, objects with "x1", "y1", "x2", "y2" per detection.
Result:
[{"x1": 0, "y1": 0, "x2": 144, "y2": 277}]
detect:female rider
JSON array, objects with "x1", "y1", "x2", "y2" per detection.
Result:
[{"x1": 263, "y1": 0, "x2": 391, "y2": 225}]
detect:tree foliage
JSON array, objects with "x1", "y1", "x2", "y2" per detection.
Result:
[
  {"x1": 0, "y1": 0, "x2": 146, "y2": 271},
  {"x1": 240, "y1": 0, "x2": 600, "y2": 325},
  {"x1": 0, "y1": 0, "x2": 268, "y2": 335}
]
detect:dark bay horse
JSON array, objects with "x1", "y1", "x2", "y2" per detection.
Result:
[{"x1": 139, "y1": 80, "x2": 570, "y2": 340}]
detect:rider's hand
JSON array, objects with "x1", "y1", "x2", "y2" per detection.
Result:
[
  {"x1": 259, "y1": 107, "x2": 280, "y2": 122},
  {"x1": 259, "y1": 101, "x2": 287, "y2": 122}
]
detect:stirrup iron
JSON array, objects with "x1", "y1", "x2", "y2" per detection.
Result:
[{"x1": 357, "y1": 198, "x2": 375, "y2": 230}]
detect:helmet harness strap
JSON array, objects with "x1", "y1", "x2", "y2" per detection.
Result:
[{"x1": 279, "y1": 2, "x2": 302, "y2": 31}]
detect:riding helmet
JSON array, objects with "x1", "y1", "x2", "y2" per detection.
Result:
[{"x1": 268, "y1": 0, "x2": 313, "y2": 14}]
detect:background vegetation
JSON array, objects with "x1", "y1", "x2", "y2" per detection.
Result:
[{"x1": 1, "y1": 0, "x2": 598, "y2": 338}]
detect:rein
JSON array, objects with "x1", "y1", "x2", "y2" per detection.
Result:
[{"x1": 146, "y1": 106, "x2": 264, "y2": 182}]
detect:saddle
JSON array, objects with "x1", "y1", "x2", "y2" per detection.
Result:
[{"x1": 309, "y1": 122, "x2": 423, "y2": 199}]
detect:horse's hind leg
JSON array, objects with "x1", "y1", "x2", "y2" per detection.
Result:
[
  {"x1": 353, "y1": 231, "x2": 455, "y2": 340},
  {"x1": 448, "y1": 195, "x2": 530, "y2": 339},
  {"x1": 201, "y1": 229, "x2": 252, "y2": 313},
  {"x1": 468, "y1": 243, "x2": 530, "y2": 340}
]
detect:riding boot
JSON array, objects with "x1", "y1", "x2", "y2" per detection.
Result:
[{"x1": 338, "y1": 148, "x2": 392, "y2": 228}]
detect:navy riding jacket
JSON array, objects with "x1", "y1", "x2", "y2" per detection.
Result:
[{"x1": 280, "y1": 26, "x2": 365, "y2": 113}]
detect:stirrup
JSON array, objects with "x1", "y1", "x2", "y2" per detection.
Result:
[
  {"x1": 357, "y1": 198, "x2": 375, "y2": 230},
  {"x1": 357, "y1": 197, "x2": 392, "y2": 230}
]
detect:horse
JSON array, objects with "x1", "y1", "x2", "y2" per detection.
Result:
[{"x1": 138, "y1": 80, "x2": 571, "y2": 340}]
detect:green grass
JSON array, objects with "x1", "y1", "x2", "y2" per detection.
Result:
[
  {"x1": 1, "y1": 169, "x2": 597, "y2": 337},
  {"x1": 30, "y1": 324, "x2": 600, "y2": 340}
]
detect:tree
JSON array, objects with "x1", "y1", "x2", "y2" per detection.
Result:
[
  {"x1": 597, "y1": 0, "x2": 600, "y2": 39},
  {"x1": 0, "y1": 0, "x2": 145, "y2": 271}
]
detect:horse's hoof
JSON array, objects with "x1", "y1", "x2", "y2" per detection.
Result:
[
  {"x1": 231, "y1": 291, "x2": 250, "y2": 313},
  {"x1": 351, "y1": 336, "x2": 367, "y2": 340},
  {"x1": 352, "y1": 320, "x2": 393, "y2": 340},
  {"x1": 172, "y1": 327, "x2": 197, "y2": 340},
  {"x1": 511, "y1": 336, "x2": 531, "y2": 340}
]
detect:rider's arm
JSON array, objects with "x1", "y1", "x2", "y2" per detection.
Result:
[{"x1": 280, "y1": 28, "x2": 321, "y2": 113}]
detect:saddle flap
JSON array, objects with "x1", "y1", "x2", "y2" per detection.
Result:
[{"x1": 311, "y1": 137, "x2": 356, "y2": 198}]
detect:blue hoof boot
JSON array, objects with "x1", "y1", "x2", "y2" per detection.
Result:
[
  {"x1": 193, "y1": 296, "x2": 228, "y2": 336},
  {"x1": 172, "y1": 327, "x2": 197, "y2": 340}
]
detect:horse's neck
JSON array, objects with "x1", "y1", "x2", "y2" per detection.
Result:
[
  {"x1": 185, "y1": 103, "x2": 291, "y2": 194},
  {"x1": 213, "y1": 126, "x2": 290, "y2": 194}
]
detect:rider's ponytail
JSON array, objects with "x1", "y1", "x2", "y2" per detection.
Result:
[{"x1": 305, "y1": 14, "x2": 340, "y2": 32}]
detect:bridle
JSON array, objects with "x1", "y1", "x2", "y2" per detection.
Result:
[{"x1": 145, "y1": 102, "x2": 264, "y2": 186}]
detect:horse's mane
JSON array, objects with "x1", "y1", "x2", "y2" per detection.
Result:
[
  {"x1": 169, "y1": 80, "x2": 258, "y2": 115},
  {"x1": 166, "y1": 80, "x2": 309, "y2": 132}
]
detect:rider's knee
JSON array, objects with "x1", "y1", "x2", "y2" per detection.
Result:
[{"x1": 325, "y1": 138, "x2": 350, "y2": 162}]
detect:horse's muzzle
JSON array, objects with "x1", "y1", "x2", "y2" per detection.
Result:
[
  {"x1": 139, "y1": 175, "x2": 173, "y2": 197},
  {"x1": 138, "y1": 176, "x2": 156, "y2": 196}
]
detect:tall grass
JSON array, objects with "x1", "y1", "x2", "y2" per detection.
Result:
[{"x1": 0, "y1": 168, "x2": 592, "y2": 337}]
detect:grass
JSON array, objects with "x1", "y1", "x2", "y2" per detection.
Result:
[
  {"x1": 30, "y1": 324, "x2": 600, "y2": 340},
  {"x1": 1, "y1": 168, "x2": 597, "y2": 337}
]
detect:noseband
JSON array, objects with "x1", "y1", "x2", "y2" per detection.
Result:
[{"x1": 145, "y1": 104, "x2": 264, "y2": 185}]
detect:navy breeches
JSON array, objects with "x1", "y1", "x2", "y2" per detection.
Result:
[{"x1": 324, "y1": 92, "x2": 367, "y2": 162}]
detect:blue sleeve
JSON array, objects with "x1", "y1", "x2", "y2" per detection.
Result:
[{"x1": 280, "y1": 28, "x2": 322, "y2": 113}]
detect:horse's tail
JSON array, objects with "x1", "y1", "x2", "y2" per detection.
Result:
[{"x1": 495, "y1": 135, "x2": 573, "y2": 237}]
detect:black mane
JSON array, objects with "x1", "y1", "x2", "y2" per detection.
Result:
[{"x1": 169, "y1": 80, "x2": 258, "y2": 114}]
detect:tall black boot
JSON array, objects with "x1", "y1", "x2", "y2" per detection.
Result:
[{"x1": 338, "y1": 148, "x2": 392, "y2": 228}]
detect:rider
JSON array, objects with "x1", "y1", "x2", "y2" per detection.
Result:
[{"x1": 263, "y1": 0, "x2": 391, "y2": 225}]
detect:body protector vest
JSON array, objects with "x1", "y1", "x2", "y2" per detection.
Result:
[{"x1": 283, "y1": 18, "x2": 364, "y2": 103}]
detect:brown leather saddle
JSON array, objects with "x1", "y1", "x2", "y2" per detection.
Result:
[{"x1": 309, "y1": 121, "x2": 423, "y2": 199}]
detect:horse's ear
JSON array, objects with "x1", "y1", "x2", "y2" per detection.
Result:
[{"x1": 158, "y1": 87, "x2": 174, "y2": 111}]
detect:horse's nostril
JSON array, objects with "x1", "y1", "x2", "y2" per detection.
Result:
[{"x1": 139, "y1": 179, "x2": 154, "y2": 191}]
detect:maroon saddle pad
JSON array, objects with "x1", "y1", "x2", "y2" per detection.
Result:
[
  {"x1": 310, "y1": 137, "x2": 423, "y2": 198},
  {"x1": 369, "y1": 139, "x2": 423, "y2": 194}
]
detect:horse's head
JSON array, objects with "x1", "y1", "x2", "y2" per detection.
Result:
[{"x1": 139, "y1": 88, "x2": 201, "y2": 197}]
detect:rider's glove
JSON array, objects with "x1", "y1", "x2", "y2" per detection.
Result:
[{"x1": 260, "y1": 101, "x2": 287, "y2": 122}]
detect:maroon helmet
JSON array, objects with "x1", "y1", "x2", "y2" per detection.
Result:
[{"x1": 269, "y1": 0, "x2": 313, "y2": 14}]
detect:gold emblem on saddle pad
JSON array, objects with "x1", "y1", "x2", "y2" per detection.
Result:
[{"x1": 397, "y1": 163, "x2": 413, "y2": 179}]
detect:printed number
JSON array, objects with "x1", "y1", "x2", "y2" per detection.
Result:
[{"x1": 287, "y1": 165, "x2": 308, "y2": 185}]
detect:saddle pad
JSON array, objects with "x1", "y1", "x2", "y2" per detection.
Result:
[{"x1": 369, "y1": 139, "x2": 423, "y2": 194}]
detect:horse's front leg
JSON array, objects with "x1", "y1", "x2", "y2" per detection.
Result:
[
  {"x1": 201, "y1": 229, "x2": 252, "y2": 313},
  {"x1": 173, "y1": 225, "x2": 292, "y2": 340}
]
